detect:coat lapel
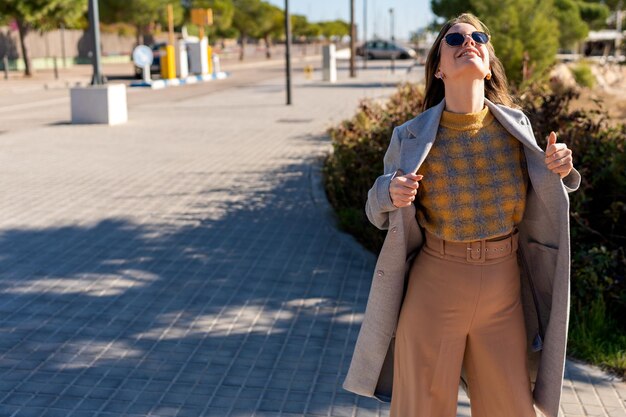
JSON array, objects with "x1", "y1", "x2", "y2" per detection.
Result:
[
  {"x1": 485, "y1": 99, "x2": 565, "y2": 228},
  {"x1": 400, "y1": 99, "x2": 446, "y2": 175},
  {"x1": 484, "y1": 99, "x2": 544, "y2": 155}
]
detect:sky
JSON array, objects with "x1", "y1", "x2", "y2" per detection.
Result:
[{"x1": 266, "y1": 0, "x2": 435, "y2": 41}]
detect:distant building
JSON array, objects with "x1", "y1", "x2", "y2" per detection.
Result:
[{"x1": 582, "y1": 29, "x2": 625, "y2": 62}]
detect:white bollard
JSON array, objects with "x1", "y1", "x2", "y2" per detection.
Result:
[
  {"x1": 212, "y1": 54, "x2": 221, "y2": 76},
  {"x1": 176, "y1": 40, "x2": 189, "y2": 79},
  {"x1": 322, "y1": 44, "x2": 337, "y2": 83}
]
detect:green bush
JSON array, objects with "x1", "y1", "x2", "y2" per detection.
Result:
[
  {"x1": 520, "y1": 84, "x2": 626, "y2": 325},
  {"x1": 525, "y1": 89, "x2": 626, "y2": 374},
  {"x1": 323, "y1": 83, "x2": 425, "y2": 252},
  {"x1": 324, "y1": 81, "x2": 626, "y2": 376},
  {"x1": 570, "y1": 62, "x2": 596, "y2": 88}
]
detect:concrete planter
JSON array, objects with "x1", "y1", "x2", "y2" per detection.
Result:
[{"x1": 70, "y1": 83, "x2": 128, "y2": 125}]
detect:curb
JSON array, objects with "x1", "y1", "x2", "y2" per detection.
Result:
[
  {"x1": 130, "y1": 71, "x2": 229, "y2": 89},
  {"x1": 308, "y1": 142, "x2": 378, "y2": 263}
]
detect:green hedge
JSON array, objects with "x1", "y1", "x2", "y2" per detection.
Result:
[
  {"x1": 570, "y1": 62, "x2": 595, "y2": 88},
  {"x1": 324, "y1": 82, "x2": 626, "y2": 378},
  {"x1": 323, "y1": 83, "x2": 425, "y2": 253}
]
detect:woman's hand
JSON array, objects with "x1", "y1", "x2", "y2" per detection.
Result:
[
  {"x1": 545, "y1": 131, "x2": 573, "y2": 179},
  {"x1": 390, "y1": 171, "x2": 423, "y2": 208}
]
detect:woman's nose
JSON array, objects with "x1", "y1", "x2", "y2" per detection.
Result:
[{"x1": 462, "y1": 34, "x2": 475, "y2": 47}]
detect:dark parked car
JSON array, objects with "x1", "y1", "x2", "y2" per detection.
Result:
[
  {"x1": 134, "y1": 42, "x2": 166, "y2": 79},
  {"x1": 356, "y1": 40, "x2": 417, "y2": 60}
]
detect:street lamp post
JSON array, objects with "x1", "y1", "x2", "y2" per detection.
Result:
[
  {"x1": 389, "y1": 7, "x2": 395, "y2": 74},
  {"x1": 284, "y1": 0, "x2": 292, "y2": 105},
  {"x1": 363, "y1": 0, "x2": 367, "y2": 69},
  {"x1": 389, "y1": 7, "x2": 395, "y2": 42},
  {"x1": 87, "y1": 0, "x2": 105, "y2": 85},
  {"x1": 350, "y1": 0, "x2": 356, "y2": 78}
]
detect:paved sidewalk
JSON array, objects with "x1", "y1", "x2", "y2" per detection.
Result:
[{"x1": 0, "y1": 63, "x2": 624, "y2": 417}]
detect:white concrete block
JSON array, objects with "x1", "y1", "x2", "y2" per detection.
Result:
[
  {"x1": 322, "y1": 44, "x2": 337, "y2": 82},
  {"x1": 70, "y1": 84, "x2": 128, "y2": 125}
]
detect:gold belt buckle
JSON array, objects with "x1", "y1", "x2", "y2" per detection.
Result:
[{"x1": 466, "y1": 240, "x2": 486, "y2": 263}]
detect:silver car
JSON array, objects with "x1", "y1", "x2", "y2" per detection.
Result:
[{"x1": 357, "y1": 40, "x2": 417, "y2": 60}]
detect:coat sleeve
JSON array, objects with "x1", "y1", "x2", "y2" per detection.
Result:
[
  {"x1": 522, "y1": 114, "x2": 581, "y2": 194},
  {"x1": 562, "y1": 167, "x2": 581, "y2": 193},
  {"x1": 365, "y1": 127, "x2": 402, "y2": 230}
]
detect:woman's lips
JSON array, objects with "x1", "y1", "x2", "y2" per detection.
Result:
[{"x1": 458, "y1": 48, "x2": 479, "y2": 58}]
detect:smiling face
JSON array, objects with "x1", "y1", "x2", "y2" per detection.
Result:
[{"x1": 438, "y1": 23, "x2": 491, "y2": 82}]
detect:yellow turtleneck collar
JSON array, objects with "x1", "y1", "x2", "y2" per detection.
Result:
[{"x1": 440, "y1": 105, "x2": 494, "y2": 131}]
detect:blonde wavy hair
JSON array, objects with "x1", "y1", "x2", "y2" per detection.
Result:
[{"x1": 423, "y1": 13, "x2": 517, "y2": 111}]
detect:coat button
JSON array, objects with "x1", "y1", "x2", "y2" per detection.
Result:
[
  {"x1": 391, "y1": 227, "x2": 397, "y2": 233},
  {"x1": 377, "y1": 270, "x2": 384, "y2": 278}
]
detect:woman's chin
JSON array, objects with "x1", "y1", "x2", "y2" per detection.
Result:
[{"x1": 447, "y1": 71, "x2": 489, "y2": 83}]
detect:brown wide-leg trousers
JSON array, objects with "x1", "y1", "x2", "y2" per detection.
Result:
[{"x1": 389, "y1": 233, "x2": 536, "y2": 417}]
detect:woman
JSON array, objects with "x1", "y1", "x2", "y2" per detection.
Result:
[{"x1": 342, "y1": 13, "x2": 580, "y2": 417}]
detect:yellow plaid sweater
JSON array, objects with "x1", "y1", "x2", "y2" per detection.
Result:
[{"x1": 416, "y1": 105, "x2": 528, "y2": 242}]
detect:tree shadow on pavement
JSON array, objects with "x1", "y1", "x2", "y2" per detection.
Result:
[{"x1": 0, "y1": 157, "x2": 384, "y2": 417}]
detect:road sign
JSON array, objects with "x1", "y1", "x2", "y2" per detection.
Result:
[
  {"x1": 191, "y1": 8, "x2": 213, "y2": 26},
  {"x1": 132, "y1": 45, "x2": 153, "y2": 68}
]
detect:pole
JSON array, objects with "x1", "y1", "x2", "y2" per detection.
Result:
[
  {"x1": 363, "y1": 0, "x2": 367, "y2": 69},
  {"x1": 350, "y1": 0, "x2": 356, "y2": 77},
  {"x1": 389, "y1": 8, "x2": 395, "y2": 74},
  {"x1": 1, "y1": 30, "x2": 7, "y2": 79},
  {"x1": 88, "y1": 0, "x2": 105, "y2": 85},
  {"x1": 284, "y1": 0, "x2": 292, "y2": 105},
  {"x1": 389, "y1": 8, "x2": 395, "y2": 42},
  {"x1": 3, "y1": 56, "x2": 8, "y2": 80},
  {"x1": 167, "y1": 4, "x2": 175, "y2": 46},
  {"x1": 617, "y1": 1, "x2": 623, "y2": 57}
]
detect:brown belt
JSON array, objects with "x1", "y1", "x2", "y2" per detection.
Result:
[{"x1": 424, "y1": 229, "x2": 519, "y2": 263}]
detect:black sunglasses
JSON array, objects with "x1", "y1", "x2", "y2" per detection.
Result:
[{"x1": 444, "y1": 31, "x2": 489, "y2": 47}]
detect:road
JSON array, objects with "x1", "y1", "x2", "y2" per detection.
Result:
[{"x1": 0, "y1": 55, "x2": 326, "y2": 134}]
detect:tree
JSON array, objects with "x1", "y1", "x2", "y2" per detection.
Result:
[
  {"x1": 231, "y1": 0, "x2": 264, "y2": 60},
  {"x1": 577, "y1": 1, "x2": 611, "y2": 29},
  {"x1": 318, "y1": 20, "x2": 350, "y2": 40},
  {"x1": 429, "y1": 0, "x2": 561, "y2": 86},
  {"x1": 430, "y1": 0, "x2": 476, "y2": 19},
  {"x1": 0, "y1": 0, "x2": 86, "y2": 76},
  {"x1": 99, "y1": 0, "x2": 185, "y2": 46},
  {"x1": 476, "y1": 0, "x2": 559, "y2": 85},
  {"x1": 291, "y1": 14, "x2": 309, "y2": 39},
  {"x1": 256, "y1": 3, "x2": 284, "y2": 58},
  {"x1": 554, "y1": 0, "x2": 589, "y2": 49},
  {"x1": 302, "y1": 22, "x2": 322, "y2": 41},
  {"x1": 583, "y1": 0, "x2": 621, "y2": 10}
]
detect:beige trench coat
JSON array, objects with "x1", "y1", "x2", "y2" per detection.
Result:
[{"x1": 342, "y1": 98, "x2": 581, "y2": 417}]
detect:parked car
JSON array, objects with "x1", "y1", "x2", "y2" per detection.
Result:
[
  {"x1": 356, "y1": 40, "x2": 417, "y2": 60},
  {"x1": 133, "y1": 42, "x2": 166, "y2": 79}
]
